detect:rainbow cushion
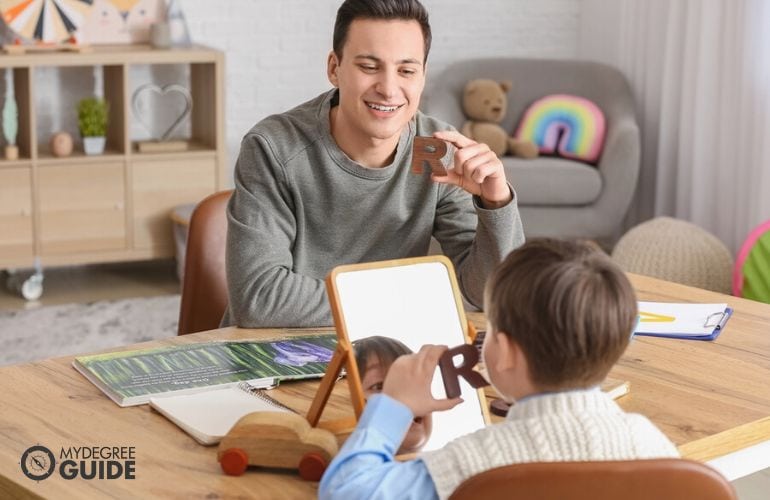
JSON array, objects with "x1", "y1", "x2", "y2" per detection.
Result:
[{"x1": 515, "y1": 94, "x2": 607, "y2": 164}]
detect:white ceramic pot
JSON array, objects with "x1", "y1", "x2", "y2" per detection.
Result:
[{"x1": 83, "y1": 136, "x2": 106, "y2": 155}]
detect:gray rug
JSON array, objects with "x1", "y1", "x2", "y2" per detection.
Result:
[{"x1": 0, "y1": 295, "x2": 180, "y2": 367}]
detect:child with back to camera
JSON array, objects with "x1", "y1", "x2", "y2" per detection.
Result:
[{"x1": 320, "y1": 238, "x2": 678, "y2": 500}]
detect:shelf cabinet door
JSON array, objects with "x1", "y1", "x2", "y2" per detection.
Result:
[
  {"x1": 0, "y1": 167, "x2": 34, "y2": 266},
  {"x1": 132, "y1": 159, "x2": 216, "y2": 251},
  {"x1": 37, "y1": 163, "x2": 126, "y2": 255}
]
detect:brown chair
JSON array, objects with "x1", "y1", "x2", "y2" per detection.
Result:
[
  {"x1": 177, "y1": 190, "x2": 233, "y2": 335},
  {"x1": 449, "y1": 459, "x2": 736, "y2": 500}
]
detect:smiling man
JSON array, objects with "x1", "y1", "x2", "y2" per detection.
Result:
[{"x1": 222, "y1": 0, "x2": 525, "y2": 328}]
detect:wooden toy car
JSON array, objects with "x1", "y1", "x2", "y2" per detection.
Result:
[{"x1": 218, "y1": 412, "x2": 339, "y2": 481}]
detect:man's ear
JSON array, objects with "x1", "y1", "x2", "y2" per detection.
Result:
[{"x1": 327, "y1": 51, "x2": 340, "y2": 87}]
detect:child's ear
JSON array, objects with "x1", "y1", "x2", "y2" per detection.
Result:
[
  {"x1": 494, "y1": 332, "x2": 530, "y2": 376},
  {"x1": 492, "y1": 332, "x2": 517, "y2": 371}
]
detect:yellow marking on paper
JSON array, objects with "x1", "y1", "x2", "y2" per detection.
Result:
[{"x1": 639, "y1": 311, "x2": 676, "y2": 323}]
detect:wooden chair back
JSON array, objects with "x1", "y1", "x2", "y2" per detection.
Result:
[
  {"x1": 177, "y1": 190, "x2": 233, "y2": 335},
  {"x1": 449, "y1": 459, "x2": 736, "y2": 500}
]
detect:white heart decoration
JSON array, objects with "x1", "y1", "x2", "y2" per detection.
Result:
[{"x1": 131, "y1": 83, "x2": 193, "y2": 141}]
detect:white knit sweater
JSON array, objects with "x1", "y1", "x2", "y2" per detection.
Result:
[{"x1": 421, "y1": 389, "x2": 679, "y2": 499}]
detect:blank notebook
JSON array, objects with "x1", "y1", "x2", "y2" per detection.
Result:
[{"x1": 149, "y1": 382, "x2": 293, "y2": 445}]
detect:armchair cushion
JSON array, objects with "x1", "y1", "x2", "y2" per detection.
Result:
[{"x1": 506, "y1": 156, "x2": 601, "y2": 205}]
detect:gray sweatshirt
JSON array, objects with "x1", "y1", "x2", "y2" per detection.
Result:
[{"x1": 222, "y1": 89, "x2": 524, "y2": 327}]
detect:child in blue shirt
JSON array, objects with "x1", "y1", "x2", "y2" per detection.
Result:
[{"x1": 319, "y1": 238, "x2": 678, "y2": 499}]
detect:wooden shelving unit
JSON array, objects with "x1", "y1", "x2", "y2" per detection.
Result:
[{"x1": 0, "y1": 44, "x2": 225, "y2": 273}]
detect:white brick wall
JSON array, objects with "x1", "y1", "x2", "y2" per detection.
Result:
[{"x1": 17, "y1": 0, "x2": 581, "y2": 184}]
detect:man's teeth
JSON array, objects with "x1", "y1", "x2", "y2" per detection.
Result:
[{"x1": 367, "y1": 103, "x2": 400, "y2": 112}]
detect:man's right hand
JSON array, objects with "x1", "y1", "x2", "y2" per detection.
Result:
[{"x1": 382, "y1": 344, "x2": 463, "y2": 417}]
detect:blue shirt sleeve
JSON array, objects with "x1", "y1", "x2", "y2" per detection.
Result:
[{"x1": 318, "y1": 394, "x2": 438, "y2": 500}]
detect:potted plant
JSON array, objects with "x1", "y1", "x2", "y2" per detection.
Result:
[{"x1": 77, "y1": 97, "x2": 109, "y2": 155}]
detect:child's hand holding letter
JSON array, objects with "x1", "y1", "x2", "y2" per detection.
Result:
[{"x1": 382, "y1": 344, "x2": 463, "y2": 417}]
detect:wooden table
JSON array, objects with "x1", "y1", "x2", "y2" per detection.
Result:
[
  {"x1": 1, "y1": 274, "x2": 769, "y2": 498},
  {"x1": 614, "y1": 275, "x2": 770, "y2": 480}
]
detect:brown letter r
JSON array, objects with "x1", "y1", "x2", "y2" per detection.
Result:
[
  {"x1": 438, "y1": 344, "x2": 489, "y2": 399},
  {"x1": 411, "y1": 136, "x2": 448, "y2": 175}
]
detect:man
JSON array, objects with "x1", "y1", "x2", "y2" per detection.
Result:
[{"x1": 222, "y1": 0, "x2": 524, "y2": 328}]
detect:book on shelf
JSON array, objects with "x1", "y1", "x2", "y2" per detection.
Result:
[
  {"x1": 150, "y1": 381, "x2": 295, "y2": 445},
  {"x1": 72, "y1": 334, "x2": 337, "y2": 407}
]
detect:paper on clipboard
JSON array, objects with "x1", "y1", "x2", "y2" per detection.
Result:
[{"x1": 635, "y1": 301, "x2": 730, "y2": 338}]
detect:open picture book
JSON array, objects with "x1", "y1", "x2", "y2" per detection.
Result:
[{"x1": 73, "y1": 334, "x2": 337, "y2": 406}]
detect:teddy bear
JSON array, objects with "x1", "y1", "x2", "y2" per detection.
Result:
[{"x1": 460, "y1": 79, "x2": 538, "y2": 158}]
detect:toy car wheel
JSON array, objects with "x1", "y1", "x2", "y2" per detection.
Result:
[
  {"x1": 220, "y1": 448, "x2": 249, "y2": 476},
  {"x1": 298, "y1": 452, "x2": 327, "y2": 482}
]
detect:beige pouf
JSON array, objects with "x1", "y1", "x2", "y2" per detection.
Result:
[{"x1": 611, "y1": 217, "x2": 734, "y2": 294}]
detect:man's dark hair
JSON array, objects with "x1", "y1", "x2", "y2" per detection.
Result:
[
  {"x1": 484, "y1": 238, "x2": 638, "y2": 389},
  {"x1": 333, "y1": 0, "x2": 432, "y2": 63}
]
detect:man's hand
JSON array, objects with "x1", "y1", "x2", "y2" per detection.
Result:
[
  {"x1": 431, "y1": 130, "x2": 513, "y2": 209},
  {"x1": 382, "y1": 344, "x2": 463, "y2": 417}
]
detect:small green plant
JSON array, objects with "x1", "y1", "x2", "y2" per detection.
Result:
[{"x1": 77, "y1": 98, "x2": 109, "y2": 137}]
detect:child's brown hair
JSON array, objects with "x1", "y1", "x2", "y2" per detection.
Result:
[
  {"x1": 353, "y1": 336, "x2": 412, "y2": 379},
  {"x1": 484, "y1": 238, "x2": 637, "y2": 389}
]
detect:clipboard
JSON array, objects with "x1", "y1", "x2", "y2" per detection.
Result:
[{"x1": 634, "y1": 302, "x2": 733, "y2": 341}]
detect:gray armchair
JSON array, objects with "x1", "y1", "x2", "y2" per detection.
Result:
[{"x1": 421, "y1": 58, "x2": 640, "y2": 244}]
